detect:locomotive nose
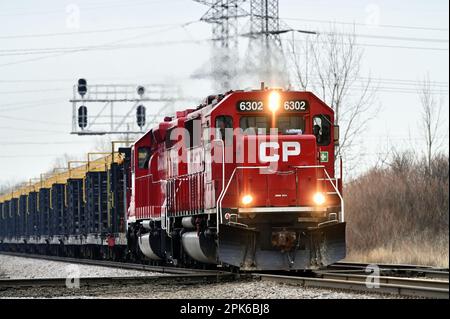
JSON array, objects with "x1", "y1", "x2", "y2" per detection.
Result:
[{"x1": 236, "y1": 134, "x2": 318, "y2": 208}]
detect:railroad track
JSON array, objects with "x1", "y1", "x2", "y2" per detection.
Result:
[
  {"x1": 330, "y1": 261, "x2": 449, "y2": 280},
  {"x1": 1, "y1": 252, "x2": 448, "y2": 298},
  {"x1": 254, "y1": 272, "x2": 449, "y2": 299},
  {"x1": 0, "y1": 251, "x2": 219, "y2": 275},
  {"x1": 0, "y1": 273, "x2": 235, "y2": 290}
]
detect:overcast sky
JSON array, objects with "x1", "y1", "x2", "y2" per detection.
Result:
[{"x1": 0, "y1": 0, "x2": 448, "y2": 187}]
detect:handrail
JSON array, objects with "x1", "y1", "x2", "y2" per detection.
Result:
[
  {"x1": 216, "y1": 166, "x2": 269, "y2": 231},
  {"x1": 323, "y1": 168, "x2": 344, "y2": 222},
  {"x1": 216, "y1": 164, "x2": 345, "y2": 231},
  {"x1": 291, "y1": 165, "x2": 344, "y2": 222}
]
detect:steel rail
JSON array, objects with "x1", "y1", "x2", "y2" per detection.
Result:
[
  {"x1": 0, "y1": 273, "x2": 235, "y2": 289},
  {"x1": 333, "y1": 261, "x2": 443, "y2": 269},
  {"x1": 254, "y1": 273, "x2": 449, "y2": 299},
  {"x1": 318, "y1": 272, "x2": 449, "y2": 290},
  {"x1": 329, "y1": 262, "x2": 449, "y2": 280},
  {"x1": 0, "y1": 252, "x2": 221, "y2": 275}
]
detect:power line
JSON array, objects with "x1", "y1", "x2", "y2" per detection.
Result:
[
  {"x1": 0, "y1": 75, "x2": 447, "y2": 88},
  {"x1": 0, "y1": 78, "x2": 75, "y2": 83},
  {"x1": 284, "y1": 38, "x2": 448, "y2": 53},
  {"x1": 290, "y1": 75, "x2": 449, "y2": 88},
  {"x1": 0, "y1": 22, "x2": 196, "y2": 39},
  {"x1": 291, "y1": 83, "x2": 448, "y2": 95},
  {"x1": 0, "y1": 24, "x2": 206, "y2": 68},
  {"x1": 0, "y1": 115, "x2": 68, "y2": 126},
  {"x1": 0, "y1": 98, "x2": 63, "y2": 109},
  {"x1": 324, "y1": 32, "x2": 448, "y2": 44},
  {"x1": 0, "y1": 154, "x2": 63, "y2": 158},
  {"x1": 0, "y1": 88, "x2": 68, "y2": 94},
  {"x1": 2, "y1": 31, "x2": 446, "y2": 60},
  {"x1": 354, "y1": 42, "x2": 448, "y2": 52},
  {"x1": 282, "y1": 17, "x2": 449, "y2": 32},
  {"x1": 0, "y1": 141, "x2": 85, "y2": 146},
  {"x1": 0, "y1": 126, "x2": 67, "y2": 134},
  {"x1": 0, "y1": 38, "x2": 207, "y2": 56},
  {"x1": 1, "y1": 29, "x2": 446, "y2": 70},
  {"x1": 357, "y1": 76, "x2": 449, "y2": 87},
  {"x1": 0, "y1": 100, "x2": 64, "y2": 113},
  {"x1": 0, "y1": 0, "x2": 185, "y2": 17}
]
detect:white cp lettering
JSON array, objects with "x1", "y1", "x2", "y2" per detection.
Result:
[
  {"x1": 259, "y1": 141, "x2": 301, "y2": 162},
  {"x1": 282, "y1": 141, "x2": 301, "y2": 161},
  {"x1": 259, "y1": 142, "x2": 279, "y2": 162}
]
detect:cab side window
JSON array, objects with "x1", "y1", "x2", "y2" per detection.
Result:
[
  {"x1": 166, "y1": 128, "x2": 176, "y2": 149},
  {"x1": 185, "y1": 118, "x2": 202, "y2": 148},
  {"x1": 215, "y1": 116, "x2": 233, "y2": 144},
  {"x1": 138, "y1": 147, "x2": 151, "y2": 169},
  {"x1": 313, "y1": 115, "x2": 331, "y2": 146}
]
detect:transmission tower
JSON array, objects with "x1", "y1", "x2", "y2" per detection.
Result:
[
  {"x1": 245, "y1": 0, "x2": 288, "y2": 87},
  {"x1": 193, "y1": 0, "x2": 247, "y2": 92}
]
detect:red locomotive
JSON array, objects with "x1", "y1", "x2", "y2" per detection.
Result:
[
  {"x1": 0, "y1": 84, "x2": 345, "y2": 270},
  {"x1": 127, "y1": 85, "x2": 345, "y2": 270}
]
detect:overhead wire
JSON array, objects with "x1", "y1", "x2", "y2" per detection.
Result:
[
  {"x1": 0, "y1": 0, "x2": 185, "y2": 17},
  {"x1": 0, "y1": 20, "x2": 201, "y2": 67},
  {"x1": 282, "y1": 17, "x2": 449, "y2": 32},
  {"x1": 0, "y1": 115, "x2": 68, "y2": 126},
  {"x1": 0, "y1": 22, "x2": 192, "y2": 39}
]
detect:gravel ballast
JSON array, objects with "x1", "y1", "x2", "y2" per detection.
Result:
[
  {"x1": 0, "y1": 254, "x2": 407, "y2": 299},
  {"x1": 0, "y1": 279, "x2": 406, "y2": 299},
  {"x1": 0, "y1": 254, "x2": 162, "y2": 279}
]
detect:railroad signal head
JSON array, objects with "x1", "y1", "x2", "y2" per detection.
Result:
[
  {"x1": 78, "y1": 105, "x2": 88, "y2": 129},
  {"x1": 137, "y1": 86, "x2": 145, "y2": 96},
  {"x1": 136, "y1": 105, "x2": 146, "y2": 128},
  {"x1": 77, "y1": 78, "x2": 87, "y2": 97}
]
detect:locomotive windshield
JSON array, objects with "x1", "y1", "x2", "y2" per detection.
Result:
[
  {"x1": 240, "y1": 116, "x2": 268, "y2": 135},
  {"x1": 239, "y1": 115, "x2": 305, "y2": 135},
  {"x1": 277, "y1": 116, "x2": 305, "y2": 135}
]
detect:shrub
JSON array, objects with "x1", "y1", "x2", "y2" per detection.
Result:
[{"x1": 344, "y1": 153, "x2": 449, "y2": 267}]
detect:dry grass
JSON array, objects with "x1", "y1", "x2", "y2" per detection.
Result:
[{"x1": 344, "y1": 153, "x2": 449, "y2": 268}]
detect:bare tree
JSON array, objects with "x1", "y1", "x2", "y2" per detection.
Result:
[
  {"x1": 418, "y1": 73, "x2": 444, "y2": 174},
  {"x1": 288, "y1": 26, "x2": 378, "y2": 173}
]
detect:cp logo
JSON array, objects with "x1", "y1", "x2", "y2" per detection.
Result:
[{"x1": 259, "y1": 141, "x2": 301, "y2": 162}]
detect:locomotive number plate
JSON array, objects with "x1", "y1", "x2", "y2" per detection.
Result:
[
  {"x1": 283, "y1": 100, "x2": 309, "y2": 112},
  {"x1": 236, "y1": 100, "x2": 264, "y2": 112},
  {"x1": 236, "y1": 100, "x2": 309, "y2": 112}
]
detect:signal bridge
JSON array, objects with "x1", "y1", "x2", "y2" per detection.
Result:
[{"x1": 70, "y1": 79, "x2": 184, "y2": 135}]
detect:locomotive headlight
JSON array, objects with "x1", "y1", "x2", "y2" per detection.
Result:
[
  {"x1": 313, "y1": 192, "x2": 326, "y2": 205},
  {"x1": 241, "y1": 194, "x2": 253, "y2": 206},
  {"x1": 268, "y1": 91, "x2": 281, "y2": 112}
]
